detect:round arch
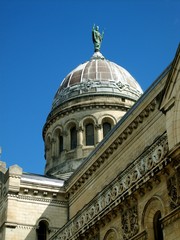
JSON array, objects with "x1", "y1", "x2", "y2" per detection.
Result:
[
  {"x1": 52, "y1": 124, "x2": 63, "y2": 136},
  {"x1": 103, "y1": 228, "x2": 119, "y2": 240},
  {"x1": 64, "y1": 118, "x2": 79, "y2": 131},
  {"x1": 81, "y1": 115, "x2": 97, "y2": 146},
  {"x1": 81, "y1": 115, "x2": 97, "y2": 127},
  {"x1": 101, "y1": 115, "x2": 116, "y2": 138},
  {"x1": 36, "y1": 217, "x2": 51, "y2": 226},
  {"x1": 63, "y1": 119, "x2": 79, "y2": 150},
  {"x1": 141, "y1": 196, "x2": 165, "y2": 239},
  {"x1": 99, "y1": 114, "x2": 117, "y2": 126},
  {"x1": 36, "y1": 217, "x2": 51, "y2": 240},
  {"x1": 45, "y1": 132, "x2": 52, "y2": 142}
]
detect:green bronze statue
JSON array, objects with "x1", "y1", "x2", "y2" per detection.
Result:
[{"x1": 92, "y1": 24, "x2": 104, "y2": 52}]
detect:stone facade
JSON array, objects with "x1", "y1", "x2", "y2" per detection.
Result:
[
  {"x1": 0, "y1": 165, "x2": 67, "y2": 239},
  {"x1": 0, "y1": 44, "x2": 180, "y2": 240}
]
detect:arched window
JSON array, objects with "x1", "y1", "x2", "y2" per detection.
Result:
[
  {"x1": 37, "y1": 220, "x2": 48, "y2": 240},
  {"x1": 86, "y1": 123, "x2": 94, "y2": 146},
  {"x1": 70, "y1": 127, "x2": 77, "y2": 149},
  {"x1": 103, "y1": 122, "x2": 111, "y2": 137},
  {"x1": 153, "y1": 211, "x2": 163, "y2": 240},
  {"x1": 59, "y1": 135, "x2": 63, "y2": 153}
]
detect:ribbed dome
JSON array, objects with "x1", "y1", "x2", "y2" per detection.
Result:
[{"x1": 52, "y1": 52, "x2": 143, "y2": 110}]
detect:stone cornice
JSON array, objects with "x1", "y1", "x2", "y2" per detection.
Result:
[
  {"x1": 66, "y1": 99, "x2": 157, "y2": 194},
  {"x1": 50, "y1": 133, "x2": 169, "y2": 240},
  {"x1": 7, "y1": 193, "x2": 68, "y2": 206},
  {"x1": 20, "y1": 173, "x2": 65, "y2": 191},
  {"x1": 2, "y1": 182, "x2": 65, "y2": 203},
  {"x1": 21, "y1": 187, "x2": 65, "y2": 201},
  {"x1": 20, "y1": 182, "x2": 65, "y2": 193}
]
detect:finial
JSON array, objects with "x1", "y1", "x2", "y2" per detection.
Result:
[{"x1": 92, "y1": 24, "x2": 104, "y2": 52}]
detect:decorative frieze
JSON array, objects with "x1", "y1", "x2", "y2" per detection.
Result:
[{"x1": 50, "y1": 133, "x2": 168, "y2": 240}]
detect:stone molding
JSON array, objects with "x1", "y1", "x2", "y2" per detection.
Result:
[
  {"x1": 129, "y1": 230, "x2": 147, "y2": 240},
  {"x1": 7, "y1": 193, "x2": 67, "y2": 206},
  {"x1": 161, "y1": 205, "x2": 180, "y2": 228},
  {"x1": 50, "y1": 133, "x2": 168, "y2": 240},
  {"x1": 67, "y1": 99, "x2": 157, "y2": 194},
  {"x1": 0, "y1": 222, "x2": 19, "y2": 230},
  {"x1": 2, "y1": 221, "x2": 59, "y2": 232},
  {"x1": 52, "y1": 77, "x2": 141, "y2": 111}
]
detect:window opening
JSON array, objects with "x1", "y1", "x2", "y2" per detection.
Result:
[
  {"x1": 153, "y1": 211, "x2": 163, "y2": 240},
  {"x1": 86, "y1": 123, "x2": 94, "y2": 145},
  {"x1": 103, "y1": 122, "x2": 111, "y2": 137},
  {"x1": 59, "y1": 135, "x2": 63, "y2": 153},
  {"x1": 70, "y1": 127, "x2": 77, "y2": 149},
  {"x1": 37, "y1": 221, "x2": 48, "y2": 240}
]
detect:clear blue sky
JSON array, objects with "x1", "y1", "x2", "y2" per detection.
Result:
[{"x1": 0, "y1": 0, "x2": 179, "y2": 175}]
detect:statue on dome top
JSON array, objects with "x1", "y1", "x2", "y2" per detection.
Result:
[{"x1": 92, "y1": 24, "x2": 104, "y2": 52}]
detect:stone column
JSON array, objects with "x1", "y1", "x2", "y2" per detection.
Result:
[
  {"x1": 51, "y1": 138, "x2": 56, "y2": 159},
  {"x1": 95, "y1": 124, "x2": 102, "y2": 144},
  {"x1": 77, "y1": 126, "x2": 84, "y2": 147}
]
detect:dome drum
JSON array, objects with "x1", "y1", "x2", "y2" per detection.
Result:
[
  {"x1": 43, "y1": 95, "x2": 136, "y2": 141},
  {"x1": 43, "y1": 104, "x2": 128, "y2": 180}
]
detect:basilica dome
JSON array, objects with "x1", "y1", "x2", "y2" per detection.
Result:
[
  {"x1": 52, "y1": 52, "x2": 143, "y2": 111},
  {"x1": 43, "y1": 37, "x2": 143, "y2": 180}
]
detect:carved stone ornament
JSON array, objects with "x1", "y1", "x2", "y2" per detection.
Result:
[
  {"x1": 167, "y1": 167, "x2": 180, "y2": 209},
  {"x1": 121, "y1": 205, "x2": 139, "y2": 240},
  {"x1": 104, "y1": 229, "x2": 118, "y2": 240}
]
